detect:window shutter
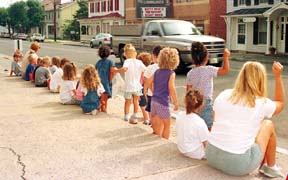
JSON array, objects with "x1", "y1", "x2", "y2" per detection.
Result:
[
  {"x1": 253, "y1": 17, "x2": 259, "y2": 45},
  {"x1": 268, "y1": 0, "x2": 274, "y2": 4},
  {"x1": 254, "y1": 0, "x2": 259, "y2": 5},
  {"x1": 234, "y1": 0, "x2": 238, "y2": 7},
  {"x1": 246, "y1": 0, "x2": 251, "y2": 6}
]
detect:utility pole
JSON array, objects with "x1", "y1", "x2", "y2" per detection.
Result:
[{"x1": 53, "y1": 0, "x2": 57, "y2": 42}]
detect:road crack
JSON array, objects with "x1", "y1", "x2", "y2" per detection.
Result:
[{"x1": 0, "y1": 146, "x2": 26, "y2": 180}]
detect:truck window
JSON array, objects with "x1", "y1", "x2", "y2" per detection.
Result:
[
  {"x1": 161, "y1": 21, "x2": 202, "y2": 36},
  {"x1": 146, "y1": 22, "x2": 161, "y2": 36}
]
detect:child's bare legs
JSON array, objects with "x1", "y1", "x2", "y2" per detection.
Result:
[
  {"x1": 161, "y1": 118, "x2": 171, "y2": 139},
  {"x1": 100, "y1": 94, "x2": 108, "y2": 112},
  {"x1": 140, "y1": 106, "x2": 149, "y2": 121},
  {"x1": 152, "y1": 115, "x2": 161, "y2": 135},
  {"x1": 255, "y1": 120, "x2": 276, "y2": 167},
  {"x1": 124, "y1": 99, "x2": 131, "y2": 120},
  {"x1": 132, "y1": 95, "x2": 139, "y2": 114}
]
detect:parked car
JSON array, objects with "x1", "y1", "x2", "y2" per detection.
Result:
[
  {"x1": 12, "y1": 33, "x2": 28, "y2": 40},
  {"x1": 90, "y1": 33, "x2": 112, "y2": 48},
  {"x1": 30, "y1": 33, "x2": 45, "y2": 42},
  {"x1": 0, "y1": 32, "x2": 10, "y2": 38}
]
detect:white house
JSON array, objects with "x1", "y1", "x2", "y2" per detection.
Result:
[
  {"x1": 224, "y1": 0, "x2": 288, "y2": 54},
  {"x1": 78, "y1": 0, "x2": 125, "y2": 42}
]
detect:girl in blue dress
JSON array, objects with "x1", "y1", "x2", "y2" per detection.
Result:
[{"x1": 80, "y1": 64, "x2": 103, "y2": 115}]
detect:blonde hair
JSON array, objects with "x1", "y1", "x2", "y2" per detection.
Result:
[
  {"x1": 124, "y1": 44, "x2": 137, "y2": 58},
  {"x1": 42, "y1": 56, "x2": 51, "y2": 65},
  {"x1": 137, "y1": 52, "x2": 152, "y2": 66},
  {"x1": 62, "y1": 62, "x2": 77, "y2": 80},
  {"x1": 229, "y1": 61, "x2": 267, "y2": 107},
  {"x1": 81, "y1": 64, "x2": 101, "y2": 91},
  {"x1": 158, "y1": 47, "x2": 179, "y2": 70},
  {"x1": 28, "y1": 54, "x2": 37, "y2": 64}
]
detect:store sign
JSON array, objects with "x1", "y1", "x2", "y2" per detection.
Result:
[
  {"x1": 141, "y1": 7, "x2": 166, "y2": 18},
  {"x1": 243, "y1": 17, "x2": 256, "y2": 23}
]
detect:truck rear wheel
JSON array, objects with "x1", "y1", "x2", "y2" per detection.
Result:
[{"x1": 119, "y1": 48, "x2": 126, "y2": 64}]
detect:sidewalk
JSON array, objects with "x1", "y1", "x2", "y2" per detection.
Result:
[{"x1": 0, "y1": 54, "x2": 287, "y2": 180}]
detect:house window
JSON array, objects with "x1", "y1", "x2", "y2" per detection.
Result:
[
  {"x1": 48, "y1": 25, "x2": 54, "y2": 35},
  {"x1": 259, "y1": 0, "x2": 267, "y2": 3},
  {"x1": 239, "y1": 0, "x2": 245, "y2": 5},
  {"x1": 115, "y1": 0, "x2": 119, "y2": 10},
  {"x1": 90, "y1": 2, "x2": 95, "y2": 13},
  {"x1": 97, "y1": 2, "x2": 100, "y2": 12},
  {"x1": 258, "y1": 18, "x2": 267, "y2": 44},
  {"x1": 237, "y1": 19, "x2": 246, "y2": 44},
  {"x1": 108, "y1": 0, "x2": 113, "y2": 11}
]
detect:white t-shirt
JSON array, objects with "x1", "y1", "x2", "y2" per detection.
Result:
[
  {"x1": 59, "y1": 80, "x2": 77, "y2": 103},
  {"x1": 209, "y1": 89, "x2": 276, "y2": 154},
  {"x1": 143, "y1": 63, "x2": 159, "y2": 96},
  {"x1": 123, "y1": 58, "x2": 146, "y2": 92},
  {"x1": 50, "y1": 68, "x2": 63, "y2": 92},
  {"x1": 176, "y1": 112, "x2": 209, "y2": 154}
]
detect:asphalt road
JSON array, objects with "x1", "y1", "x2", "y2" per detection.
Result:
[{"x1": 1, "y1": 38, "x2": 287, "y2": 142}]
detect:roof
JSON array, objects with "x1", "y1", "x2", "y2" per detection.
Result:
[
  {"x1": 226, "y1": 7, "x2": 271, "y2": 16},
  {"x1": 79, "y1": 12, "x2": 124, "y2": 21}
]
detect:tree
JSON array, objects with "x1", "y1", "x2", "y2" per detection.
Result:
[
  {"x1": 0, "y1": 8, "x2": 9, "y2": 27},
  {"x1": 26, "y1": 0, "x2": 45, "y2": 31},
  {"x1": 63, "y1": 0, "x2": 88, "y2": 40},
  {"x1": 8, "y1": 1, "x2": 29, "y2": 33}
]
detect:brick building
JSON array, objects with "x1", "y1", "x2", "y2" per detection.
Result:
[{"x1": 209, "y1": 0, "x2": 227, "y2": 40}]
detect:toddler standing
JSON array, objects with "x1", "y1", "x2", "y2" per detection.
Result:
[
  {"x1": 148, "y1": 47, "x2": 179, "y2": 139},
  {"x1": 186, "y1": 41, "x2": 230, "y2": 130},
  {"x1": 122, "y1": 44, "x2": 146, "y2": 124},
  {"x1": 176, "y1": 89, "x2": 209, "y2": 160},
  {"x1": 137, "y1": 52, "x2": 152, "y2": 125},
  {"x1": 59, "y1": 62, "x2": 79, "y2": 105},
  {"x1": 95, "y1": 45, "x2": 127, "y2": 112},
  {"x1": 80, "y1": 64, "x2": 104, "y2": 115},
  {"x1": 10, "y1": 50, "x2": 23, "y2": 76}
]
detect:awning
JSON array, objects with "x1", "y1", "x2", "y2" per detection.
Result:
[{"x1": 224, "y1": 7, "x2": 271, "y2": 17}]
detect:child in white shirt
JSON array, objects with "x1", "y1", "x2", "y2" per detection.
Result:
[
  {"x1": 122, "y1": 44, "x2": 146, "y2": 124},
  {"x1": 49, "y1": 58, "x2": 70, "y2": 93},
  {"x1": 176, "y1": 89, "x2": 209, "y2": 160}
]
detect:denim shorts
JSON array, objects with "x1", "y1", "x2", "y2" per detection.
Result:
[
  {"x1": 205, "y1": 143, "x2": 262, "y2": 176},
  {"x1": 124, "y1": 90, "x2": 142, "y2": 99},
  {"x1": 145, "y1": 96, "x2": 152, "y2": 112},
  {"x1": 151, "y1": 100, "x2": 170, "y2": 119},
  {"x1": 199, "y1": 99, "x2": 213, "y2": 128},
  {"x1": 139, "y1": 89, "x2": 146, "y2": 107}
]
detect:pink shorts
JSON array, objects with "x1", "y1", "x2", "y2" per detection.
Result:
[{"x1": 151, "y1": 100, "x2": 170, "y2": 119}]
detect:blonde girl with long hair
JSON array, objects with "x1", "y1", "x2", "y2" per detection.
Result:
[
  {"x1": 80, "y1": 64, "x2": 104, "y2": 115},
  {"x1": 206, "y1": 61, "x2": 285, "y2": 178},
  {"x1": 147, "y1": 47, "x2": 179, "y2": 139}
]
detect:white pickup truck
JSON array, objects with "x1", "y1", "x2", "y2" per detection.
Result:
[{"x1": 111, "y1": 20, "x2": 225, "y2": 69}]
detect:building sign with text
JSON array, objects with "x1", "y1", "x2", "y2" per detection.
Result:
[
  {"x1": 136, "y1": 1, "x2": 171, "y2": 19},
  {"x1": 141, "y1": 7, "x2": 166, "y2": 18}
]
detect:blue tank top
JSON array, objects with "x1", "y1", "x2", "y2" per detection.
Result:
[{"x1": 152, "y1": 69, "x2": 173, "y2": 106}]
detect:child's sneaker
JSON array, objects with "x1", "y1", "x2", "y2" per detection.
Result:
[
  {"x1": 129, "y1": 118, "x2": 138, "y2": 124},
  {"x1": 143, "y1": 120, "x2": 151, "y2": 125},
  {"x1": 91, "y1": 109, "x2": 98, "y2": 115},
  {"x1": 259, "y1": 164, "x2": 285, "y2": 178}
]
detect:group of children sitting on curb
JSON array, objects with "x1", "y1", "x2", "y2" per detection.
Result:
[{"x1": 9, "y1": 41, "x2": 286, "y2": 178}]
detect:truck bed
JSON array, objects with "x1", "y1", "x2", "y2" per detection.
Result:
[{"x1": 111, "y1": 24, "x2": 143, "y2": 36}]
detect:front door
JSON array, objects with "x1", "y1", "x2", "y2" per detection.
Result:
[{"x1": 237, "y1": 18, "x2": 246, "y2": 51}]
